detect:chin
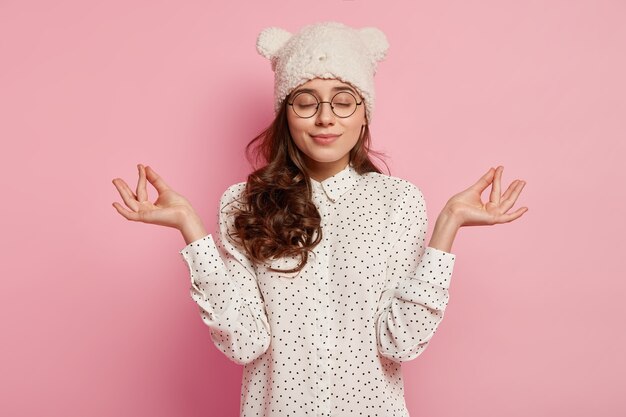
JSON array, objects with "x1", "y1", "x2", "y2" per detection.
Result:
[{"x1": 306, "y1": 154, "x2": 347, "y2": 164}]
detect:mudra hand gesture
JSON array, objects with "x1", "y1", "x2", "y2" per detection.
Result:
[
  {"x1": 446, "y1": 166, "x2": 528, "y2": 227},
  {"x1": 111, "y1": 164, "x2": 198, "y2": 230}
]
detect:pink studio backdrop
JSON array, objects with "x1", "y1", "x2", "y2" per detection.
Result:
[{"x1": 1, "y1": 1, "x2": 624, "y2": 416}]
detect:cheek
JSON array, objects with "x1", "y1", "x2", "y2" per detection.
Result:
[
  {"x1": 287, "y1": 123, "x2": 307, "y2": 151},
  {"x1": 287, "y1": 117, "x2": 307, "y2": 137},
  {"x1": 346, "y1": 119, "x2": 365, "y2": 139}
]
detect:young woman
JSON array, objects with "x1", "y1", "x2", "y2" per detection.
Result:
[{"x1": 112, "y1": 21, "x2": 527, "y2": 417}]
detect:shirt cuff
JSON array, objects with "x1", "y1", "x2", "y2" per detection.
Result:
[
  {"x1": 179, "y1": 234, "x2": 225, "y2": 287},
  {"x1": 414, "y1": 247, "x2": 456, "y2": 289}
]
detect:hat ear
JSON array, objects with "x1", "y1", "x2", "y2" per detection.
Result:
[
  {"x1": 256, "y1": 27, "x2": 292, "y2": 59},
  {"x1": 358, "y1": 27, "x2": 389, "y2": 62}
]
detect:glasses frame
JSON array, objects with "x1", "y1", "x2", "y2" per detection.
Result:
[{"x1": 287, "y1": 91, "x2": 363, "y2": 119}]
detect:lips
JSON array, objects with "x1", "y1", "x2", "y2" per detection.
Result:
[{"x1": 311, "y1": 133, "x2": 340, "y2": 145}]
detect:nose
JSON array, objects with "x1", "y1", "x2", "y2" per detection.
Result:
[{"x1": 315, "y1": 101, "x2": 335, "y2": 125}]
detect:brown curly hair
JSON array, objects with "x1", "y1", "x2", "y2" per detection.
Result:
[{"x1": 227, "y1": 94, "x2": 390, "y2": 273}]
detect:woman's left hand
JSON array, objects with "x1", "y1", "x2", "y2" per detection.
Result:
[{"x1": 444, "y1": 166, "x2": 528, "y2": 227}]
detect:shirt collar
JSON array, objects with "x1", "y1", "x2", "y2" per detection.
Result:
[{"x1": 309, "y1": 161, "x2": 361, "y2": 203}]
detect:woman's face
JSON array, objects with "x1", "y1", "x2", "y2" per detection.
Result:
[{"x1": 286, "y1": 78, "x2": 367, "y2": 179}]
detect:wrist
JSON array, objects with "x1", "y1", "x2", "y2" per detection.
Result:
[
  {"x1": 436, "y1": 205, "x2": 463, "y2": 229},
  {"x1": 179, "y1": 210, "x2": 208, "y2": 245},
  {"x1": 428, "y1": 207, "x2": 462, "y2": 253}
]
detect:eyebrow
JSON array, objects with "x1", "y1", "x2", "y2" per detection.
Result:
[{"x1": 292, "y1": 85, "x2": 358, "y2": 95}]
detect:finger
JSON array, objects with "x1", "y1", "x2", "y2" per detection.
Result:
[
  {"x1": 500, "y1": 180, "x2": 519, "y2": 202},
  {"x1": 499, "y1": 181, "x2": 526, "y2": 213},
  {"x1": 489, "y1": 166, "x2": 503, "y2": 205},
  {"x1": 470, "y1": 167, "x2": 496, "y2": 194},
  {"x1": 112, "y1": 201, "x2": 141, "y2": 221},
  {"x1": 144, "y1": 165, "x2": 171, "y2": 194},
  {"x1": 112, "y1": 178, "x2": 139, "y2": 211},
  {"x1": 494, "y1": 206, "x2": 529, "y2": 224},
  {"x1": 136, "y1": 164, "x2": 148, "y2": 203}
]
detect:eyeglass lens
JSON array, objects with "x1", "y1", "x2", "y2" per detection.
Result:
[{"x1": 291, "y1": 92, "x2": 358, "y2": 118}]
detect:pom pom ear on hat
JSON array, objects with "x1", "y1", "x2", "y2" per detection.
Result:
[
  {"x1": 256, "y1": 27, "x2": 292, "y2": 59},
  {"x1": 357, "y1": 27, "x2": 389, "y2": 63}
]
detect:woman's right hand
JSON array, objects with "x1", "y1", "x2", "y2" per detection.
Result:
[{"x1": 112, "y1": 164, "x2": 199, "y2": 231}]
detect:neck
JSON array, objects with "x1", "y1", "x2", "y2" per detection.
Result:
[{"x1": 304, "y1": 156, "x2": 350, "y2": 182}]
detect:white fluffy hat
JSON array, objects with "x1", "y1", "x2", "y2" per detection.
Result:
[{"x1": 256, "y1": 21, "x2": 389, "y2": 123}]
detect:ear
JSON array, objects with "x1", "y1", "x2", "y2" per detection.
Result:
[
  {"x1": 256, "y1": 27, "x2": 293, "y2": 60},
  {"x1": 357, "y1": 27, "x2": 389, "y2": 63}
]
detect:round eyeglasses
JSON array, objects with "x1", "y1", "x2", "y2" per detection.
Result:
[{"x1": 288, "y1": 91, "x2": 363, "y2": 118}]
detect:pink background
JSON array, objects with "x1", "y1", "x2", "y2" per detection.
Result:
[{"x1": 1, "y1": 1, "x2": 625, "y2": 416}]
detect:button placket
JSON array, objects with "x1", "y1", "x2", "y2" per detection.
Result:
[{"x1": 312, "y1": 188, "x2": 332, "y2": 416}]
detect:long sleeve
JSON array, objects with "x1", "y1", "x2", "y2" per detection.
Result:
[
  {"x1": 374, "y1": 185, "x2": 456, "y2": 363},
  {"x1": 179, "y1": 184, "x2": 271, "y2": 365}
]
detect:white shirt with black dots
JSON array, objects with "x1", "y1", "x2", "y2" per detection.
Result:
[{"x1": 179, "y1": 161, "x2": 456, "y2": 417}]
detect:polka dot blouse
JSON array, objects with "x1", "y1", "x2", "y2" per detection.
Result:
[{"x1": 179, "y1": 161, "x2": 456, "y2": 417}]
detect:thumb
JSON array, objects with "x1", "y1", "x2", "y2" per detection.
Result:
[
  {"x1": 144, "y1": 165, "x2": 172, "y2": 194},
  {"x1": 470, "y1": 167, "x2": 495, "y2": 193}
]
